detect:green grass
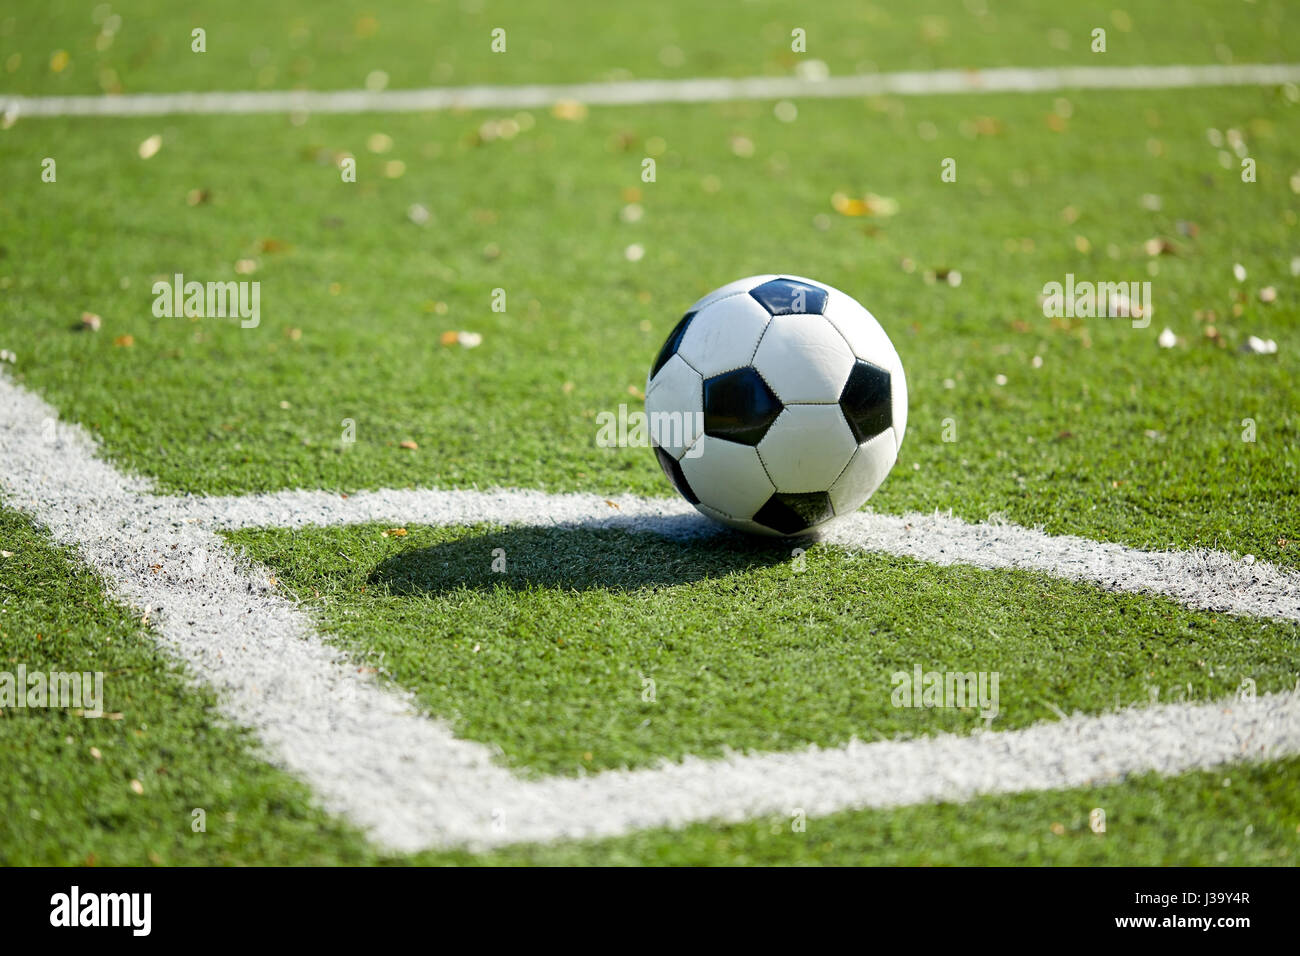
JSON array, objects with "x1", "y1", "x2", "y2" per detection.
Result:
[
  {"x1": 3, "y1": 506, "x2": 1296, "y2": 865},
  {"x1": 221, "y1": 521, "x2": 1298, "y2": 777},
  {"x1": 1, "y1": 0, "x2": 1298, "y2": 866},
  {"x1": 0, "y1": 509, "x2": 375, "y2": 865},
  {"x1": 2, "y1": 83, "x2": 1297, "y2": 566},
  {"x1": 3, "y1": 0, "x2": 1297, "y2": 97}
]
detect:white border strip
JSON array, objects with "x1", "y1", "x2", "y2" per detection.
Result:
[
  {"x1": 2, "y1": 374, "x2": 1298, "y2": 851},
  {"x1": 5, "y1": 63, "x2": 1300, "y2": 119}
]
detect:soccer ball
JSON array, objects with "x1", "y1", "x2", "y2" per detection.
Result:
[{"x1": 645, "y1": 275, "x2": 906, "y2": 536}]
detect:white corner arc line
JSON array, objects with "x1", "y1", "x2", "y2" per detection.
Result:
[
  {"x1": 4, "y1": 63, "x2": 1300, "y2": 119},
  {"x1": 2, "y1": 373, "x2": 1298, "y2": 852}
]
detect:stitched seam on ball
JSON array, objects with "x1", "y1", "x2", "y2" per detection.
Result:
[
  {"x1": 823, "y1": 313, "x2": 860, "y2": 358},
  {"x1": 705, "y1": 289, "x2": 752, "y2": 305},
  {"x1": 705, "y1": 362, "x2": 760, "y2": 379},
  {"x1": 684, "y1": 291, "x2": 768, "y2": 378},
  {"x1": 826, "y1": 445, "x2": 859, "y2": 516},
  {"x1": 754, "y1": 430, "x2": 781, "y2": 489},
  {"x1": 747, "y1": 312, "x2": 775, "y2": 364},
  {"x1": 700, "y1": 501, "x2": 743, "y2": 521},
  {"x1": 827, "y1": 426, "x2": 895, "y2": 514},
  {"x1": 676, "y1": 432, "x2": 704, "y2": 462},
  {"x1": 691, "y1": 288, "x2": 752, "y2": 317},
  {"x1": 646, "y1": 355, "x2": 704, "y2": 414},
  {"x1": 752, "y1": 364, "x2": 780, "y2": 405},
  {"x1": 824, "y1": 315, "x2": 898, "y2": 447},
  {"x1": 674, "y1": 351, "x2": 704, "y2": 379},
  {"x1": 652, "y1": 295, "x2": 750, "y2": 384}
]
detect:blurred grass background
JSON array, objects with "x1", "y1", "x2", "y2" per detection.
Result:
[{"x1": 2, "y1": 1, "x2": 1298, "y2": 96}]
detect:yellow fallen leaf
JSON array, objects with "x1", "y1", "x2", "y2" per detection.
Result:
[
  {"x1": 381, "y1": 527, "x2": 408, "y2": 537},
  {"x1": 831, "y1": 192, "x2": 868, "y2": 216},
  {"x1": 113, "y1": 334, "x2": 134, "y2": 347},
  {"x1": 551, "y1": 99, "x2": 588, "y2": 121},
  {"x1": 399, "y1": 440, "x2": 418, "y2": 450}
]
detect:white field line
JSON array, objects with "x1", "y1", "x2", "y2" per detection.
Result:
[
  {"x1": 186, "y1": 487, "x2": 1300, "y2": 622},
  {"x1": 4, "y1": 63, "x2": 1300, "y2": 119},
  {"x1": 2, "y1": 374, "x2": 1299, "y2": 852}
]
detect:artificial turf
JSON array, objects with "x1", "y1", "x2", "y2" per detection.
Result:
[
  {"x1": 1, "y1": 84, "x2": 1297, "y2": 567},
  {"x1": 3, "y1": 0, "x2": 1296, "y2": 97},
  {"x1": 221, "y1": 521, "x2": 1299, "y2": 777},
  {"x1": 0, "y1": 510, "x2": 374, "y2": 865},
  {"x1": 2, "y1": 508, "x2": 1296, "y2": 865},
  {"x1": 1, "y1": 0, "x2": 1297, "y2": 866}
]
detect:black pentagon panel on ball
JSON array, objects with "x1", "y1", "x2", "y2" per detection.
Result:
[
  {"x1": 654, "y1": 446, "x2": 699, "y2": 504},
  {"x1": 650, "y1": 311, "x2": 696, "y2": 378},
  {"x1": 838, "y1": 359, "x2": 892, "y2": 443},
  {"x1": 748, "y1": 278, "x2": 829, "y2": 316},
  {"x1": 753, "y1": 492, "x2": 834, "y2": 535},
  {"x1": 703, "y1": 367, "x2": 783, "y2": 446}
]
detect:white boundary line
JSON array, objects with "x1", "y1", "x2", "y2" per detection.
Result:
[
  {"x1": 5, "y1": 63, "x2": 1300, "y2": 119},
  {"x1": 183, "y1": 487, "x2": 1300, "y2": 622},
  {"x1": 2, "y1": 374, "x2": 1299, "y2": 851}
]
